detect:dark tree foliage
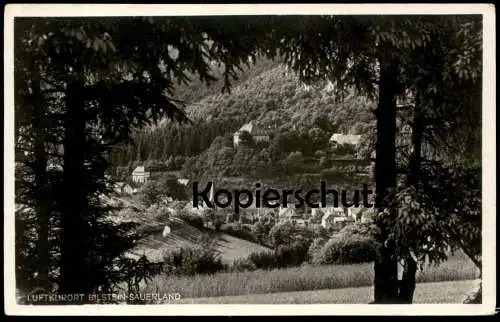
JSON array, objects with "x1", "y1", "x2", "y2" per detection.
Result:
[{"x1": 14, "y1": 16, "x2": 274, "y2": 298}]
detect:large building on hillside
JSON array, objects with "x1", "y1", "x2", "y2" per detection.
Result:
[
  {"x1": 233, "y1": 121, "x2": 270, "y2": 147},
  {"x1": 329, "y1": 133, "x2": 362, "y2": 149},
  {"x1": 131, "y1": 166, "x2": 151, "y2": 184}
]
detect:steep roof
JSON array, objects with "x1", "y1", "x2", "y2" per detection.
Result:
[
  {"x1": 132, "y1": 166, "x2": 146, "y2": 174},
  {"x1": 235, "y1": 121, "x2": 269, "y2": 136}
]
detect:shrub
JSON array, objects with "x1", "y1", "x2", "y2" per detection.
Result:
[
  {"x1": 138, "y1": 175, "x2": 188, "y2": 206},
  {"x1": 177, "y1": 210, "x2": 205, "y2": 229},
  {"x1": 220, "y1": 223, "x2": 257, "y2": 243},
  {"x1": 248, "y1": 240, "x2": 310, "y2": 270},
  {"x1": 274, "y1": 241, "x2": 310, "y2": 268},
  {"x1": 248, "y1": 250, "x2": 276, "y2": 270},
  {"x1": 162, "y1": 244, "x2": 226, "y2": 276},
  {"x1": 338, "y1": 221, "x2": 380, "y2": 239},
  {"x1": 251, "y1": 221, "x2": 270, "y2": 244},
  {"x1": 147, "y1": 203, "x2": 171, "y2": 222},
  {"x1": 137, "y1": 223, "x2": 165, "y2": 236},
  {"x1": 312, "y1": 234, "x2": 377, "y2": 265},
  {"x1": 307, "y1": 237, "x2": 328, "y2": 262},
  {"x1": 309, "y1": 225, "x2": 329, "y2": 239},
  {"x1": 229, "y1": 258, "x2": 257, "y2": 272},
  {"x1": 268, "y1": 222, "x2": 297, "y2": 248}
]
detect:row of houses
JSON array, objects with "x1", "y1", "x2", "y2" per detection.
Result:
[
  {"x1": 182, "y1": 182, "x2": 374, "y2": 230},
  {"x1": 279, "y1": 205, "x2": 375, "y2": 230}
]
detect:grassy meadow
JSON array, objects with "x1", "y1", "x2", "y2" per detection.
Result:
[
  {"x1": 142, "y1": 250, "x2": 480, "y2": 301},
  {"x1": 175, "y1": 279, "x2": 480, "y2": 304}
]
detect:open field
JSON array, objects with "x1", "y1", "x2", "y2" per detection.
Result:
[
  {"x1": 174, "y1": 279, "x2": 480, "y2": 304},
  {"x1": 142, "y1": 250, "x2": 480, "y2": 300}
]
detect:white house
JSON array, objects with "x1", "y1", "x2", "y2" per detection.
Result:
[
  {"x1": 329, "y1": 133, "x2": 362, "y2": 149},
  {"x1": 177, "y1": 178, "x2": 189, "y2": 186},
  {"x1": 324, "y1": 206, "x2": 345, "y2": 217},
  {"x1": 162, "y1": 225, "x2": 172, "y2": 237},
  {"x1": 320, "y1": 207, "x2": 346, "y2": 229},
  {"x1": 233, "y1": 121, "x2": 270, "y2": 147},
  {"x1": 121, "y1": 183, "x2": 134, "y2": 194},
  {"x1": 131, "y1": 166, "x2": 151, "y2": 184},
  {"x1": 347, "y1": 206, "x2": 377, "y2": 223},
  {"x1": 332, "y1": 216, "x2": 355, "y2": 229}
]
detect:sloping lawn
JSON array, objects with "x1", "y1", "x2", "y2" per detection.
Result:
[{"x1": 127, "y1": 217, "x2": 271, "y2": 264}]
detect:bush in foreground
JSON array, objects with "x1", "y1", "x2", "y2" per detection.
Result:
[
  {"x1": 228, "y1": 258, "x2": 257, "y2": 273},
  {"x1": 308, "y1": 237, "x2": 328, "y2": 263},
  {"x1": 161, "y1": 244, "x2": 226, "y2": 276},
  {"x1": 274, "y1": 241, "x2": 311, "y2": 268},
  {"x1": 248, "y1": 250, "x2": 276, "y2": 270},
  {"x1": 247, "y1": 240, "x2": 311, "y2": 270},
  {"x1": 312, "y1": 233, "x2": 377, "y2": 265}
]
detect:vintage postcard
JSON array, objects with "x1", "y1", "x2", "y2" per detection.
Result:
[{"x1": 3, "y1": 3, "x2": 496, "y2": 316}]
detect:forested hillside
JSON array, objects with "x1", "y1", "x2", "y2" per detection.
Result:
[{"x1": 108, "y1": 58, "x2": 376, "y2": 181}]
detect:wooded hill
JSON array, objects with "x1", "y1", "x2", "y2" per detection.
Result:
[{"x1": 108, "y1": 58, "x2": 376, "y2": 183}]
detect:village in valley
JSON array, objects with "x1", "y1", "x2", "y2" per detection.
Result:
[
  {"x1": 103, "y1": 84, "x2": 444, "y2": 272},
  {"x1": 110, "y1": 126, "x2": 375, "y2": 240}
]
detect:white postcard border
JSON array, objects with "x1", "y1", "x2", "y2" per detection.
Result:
[{"x1": 3, "y1": 3, "x2": 496, "y2": 316}]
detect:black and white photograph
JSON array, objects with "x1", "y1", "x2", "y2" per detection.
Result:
[{"x1": 4, "y1": 4, "x2": 496, "y2": 316}]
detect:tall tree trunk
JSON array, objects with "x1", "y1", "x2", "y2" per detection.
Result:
[
  {"x1": 32, "y1": 77, "x2": 50, "y2": 289},
  {"x1": 397, "y1": 95, "x2": 423, "y2": 303},
  {"x1": 59, "y1": 78, "x2": 89, "y2": 298},
  {"x1": 398, "y1": 256, "x2": 418, "y2": 303},
  {"x1": 373, "y1": 60, "x2": 399, "y2": 303}
]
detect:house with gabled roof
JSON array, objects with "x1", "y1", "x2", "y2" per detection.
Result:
[
  {"x1": 329, "y1": 133, "x2": 362, "y2": 149},
  {"x1": 131, "y1": 166, "x2": 151, "y2": 184},
  {"x1": 233, "y1": 120, "x2": 270, "y2": 147},
  {"x1": 320, "y1": 207, "x2": 346, "y2": 229}
]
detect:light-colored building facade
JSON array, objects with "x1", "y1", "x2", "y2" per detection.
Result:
[
  {"x1": 329, "y1": 133, "x2": 362, "y2": 148},
  {"x1": 233, "y1": 121, "x2": 270, "y2": 147},
  {"x1": 131, "y1": 166, "x2": 151, "y2": 183}
]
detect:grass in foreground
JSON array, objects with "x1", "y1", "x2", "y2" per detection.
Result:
[
  {"x1": 174, "y1": 279, "x2": 480, "y2": 304},
  {"x1": 142, "y1": 251, "x2": 480, "y2": 300}
]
